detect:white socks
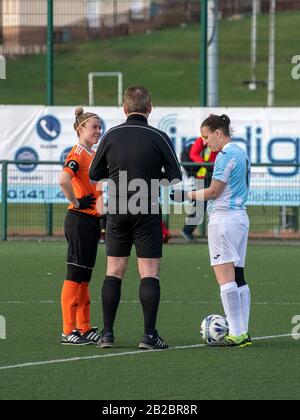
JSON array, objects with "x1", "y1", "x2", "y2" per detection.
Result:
[
  {"x1": 220, "y1": 282, "x2": 251, "y2": 337},
  {"x1": 220, "y1": 282, "x2": 243, "y2": 337},
  {"x1": 238, "y1": 285, "x2": 251, "y2": 335}
]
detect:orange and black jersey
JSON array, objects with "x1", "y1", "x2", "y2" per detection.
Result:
[{"x1": 63, "y1": 144, "x2": 102, "y2": 217}]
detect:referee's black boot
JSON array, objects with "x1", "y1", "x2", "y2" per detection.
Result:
[
  {"x1": 139, "y1": 330, "x2": 168, "y2": 350},
  {"x1": 97, "y1": 330, "x2": 114, "y2": 348}
]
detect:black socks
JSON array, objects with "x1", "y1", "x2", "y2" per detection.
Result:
[
  {"x1": 139, "y1": 277, "x2": 160, "y2": 336},
  {"x1": 102, "y1": 276, "x2": 122, "y2": 333}
]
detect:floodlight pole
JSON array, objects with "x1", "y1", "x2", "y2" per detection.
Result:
[
  {"x1": 47, "y1": 0, "x2": 54, "y2": 105},
  {"x1": 249, "y1": 0, "x2": 258, "y2": 90},
  {"x1": 267, "y1": 0, "x2": 276, "y2": 107},
  {"x1": 200, "y1": 0, "x2": 208, "y2": 106},
  {"x1": 207, "y1": 0, "x2": 219, "y2": 107}
]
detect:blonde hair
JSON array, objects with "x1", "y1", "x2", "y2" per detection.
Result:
[{"x1": 73, "y1": 107, "x2": 100, "y2": 134}]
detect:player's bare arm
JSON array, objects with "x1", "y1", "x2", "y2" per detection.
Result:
[
  {"x1": 188, "y1": 179, "x2": 226, "y2": 201},
  {"x1": 58, "y1": 171, "x2": 80, "y2": 208}
]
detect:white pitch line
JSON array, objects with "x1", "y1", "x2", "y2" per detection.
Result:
[
  {"x1": 1, "y1": 300, "x2": 300, "y2": 306},
  {"x1": 0, "y1": 333, "x2": 298, "y2": 372}
]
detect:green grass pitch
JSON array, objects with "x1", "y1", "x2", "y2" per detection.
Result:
[{"x1": 0, "y1": 241, "x2": 299, "y2": 400}]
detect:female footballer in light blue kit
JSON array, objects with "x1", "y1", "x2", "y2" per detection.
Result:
[{"x1": 189, "y1": 114, "x2": 251, "y2": 347}]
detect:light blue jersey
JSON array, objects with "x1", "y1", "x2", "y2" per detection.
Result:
[{"x1": 207, "y1": 142, "x2": 250, "y2": 215}]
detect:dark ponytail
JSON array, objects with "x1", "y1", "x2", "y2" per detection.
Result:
[{"x1": 201, "y1": 114, "x2": 231, "y2": 136}]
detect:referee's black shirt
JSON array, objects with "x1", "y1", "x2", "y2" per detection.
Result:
[{"x1": 89, "y1": 114, "x2": 182, "y2": 200}]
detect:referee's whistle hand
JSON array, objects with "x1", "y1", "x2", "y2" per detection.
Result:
[{"x1": 77, "y1": 194, "x2": 96, "y2": 210}]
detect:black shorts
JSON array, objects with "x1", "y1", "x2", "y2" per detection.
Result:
[
  {"x1": 64, "y1": 210, "x2": 100, "y2": 282},
  {"x1": 106, "y1": 212, "x2": 163, "y2": 258}
]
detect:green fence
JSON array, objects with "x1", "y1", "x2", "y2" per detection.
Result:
[
  {"x1": 1, "y1": 160, "x2": 299, "y2": 241},
  {"x1": 0, "y1": 161, "x2": 65, "y2": 240}
]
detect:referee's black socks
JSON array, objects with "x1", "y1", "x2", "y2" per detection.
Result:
[
  {"x1": 139, "y1": 277, "x2": 160, "y2": 336},
  {"x1": 102, "y1": 276, "x2": 122, "y2": 334}
]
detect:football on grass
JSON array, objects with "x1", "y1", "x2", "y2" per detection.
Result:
[{"x1": 200, "y1": 314, "x2": 229, "y2": 345}]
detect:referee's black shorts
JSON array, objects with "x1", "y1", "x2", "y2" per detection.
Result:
[
  {"x1": 64, "y1": 210, "x2": 100, "y2": 282},
  {"x1": 106, "y1": 212, "x2": 163, "y2": 258}
]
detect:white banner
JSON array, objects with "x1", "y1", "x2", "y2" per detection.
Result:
[{"x1": 0, "y1": 106, "x2": 299, "y2": 205}]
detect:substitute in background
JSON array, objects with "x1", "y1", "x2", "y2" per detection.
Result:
[{"x1": 181, "y1": 136, "x2": 218, "y2": 242}]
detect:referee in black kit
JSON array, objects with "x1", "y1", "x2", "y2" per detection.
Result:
[{"x1": 89, "y1": 86, "x2": 182, "y2": 350}]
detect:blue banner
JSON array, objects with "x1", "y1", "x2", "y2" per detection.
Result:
[
  {"x1": 248, "y1": 188, "x2": 300, "y2": 206},
  {"x1": 1, "y1": 185, "x2": 300, "y2": 206},
  {"x1": 0, "y1": 185, "x2": 68, "y2": 204}
]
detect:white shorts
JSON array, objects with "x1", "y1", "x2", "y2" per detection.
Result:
[{"x1": 208, "y1": 212, "x2": 249, "y2": 267}]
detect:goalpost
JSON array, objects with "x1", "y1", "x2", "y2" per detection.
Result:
[{"x1": 88, "y1": 72, "x2": 123, "y2": 107}]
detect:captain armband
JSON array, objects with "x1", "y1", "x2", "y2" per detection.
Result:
[{"x1": 64, "y1": 160, "x2": 79, "y2": 174}]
